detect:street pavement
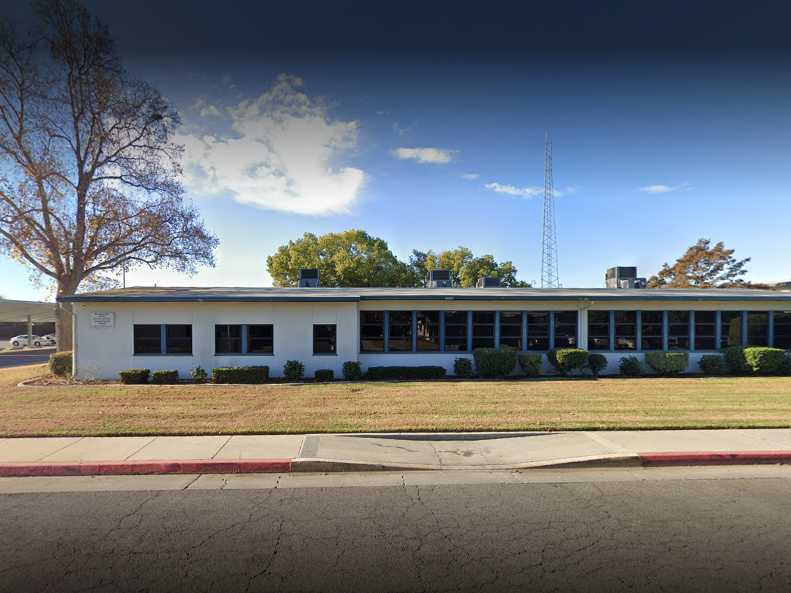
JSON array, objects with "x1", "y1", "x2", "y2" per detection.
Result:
[
  {"x1": 2, "y1": 467, "x2": 791, "y2": 592},
  {"x1": 0, "y1": 349, "x2": 51, "y2": 368}
]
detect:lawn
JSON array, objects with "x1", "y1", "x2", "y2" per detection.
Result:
[{"x1": 2, "y1": 364, "x2": 791, "y2": 436}]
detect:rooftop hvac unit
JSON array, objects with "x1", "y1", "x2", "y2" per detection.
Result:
[
  {"x1": 476, "y1": 277, "x2": 501, "y2": 288},
  {"x1": 298, "y1": 268, "x2": 320, "y2": 288},
  {"x1": 427, "y1": 269, "x2": 452, "y2": 288}
]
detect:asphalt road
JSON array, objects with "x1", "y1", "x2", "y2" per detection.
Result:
[
  {"x1": 0, "y1": 349, "x2": 52, "y2": 368},
  {"x1": 2, "y1": 468, "x2": 791, "y2": 593}
]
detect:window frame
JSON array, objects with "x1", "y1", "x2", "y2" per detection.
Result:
[
  {"x1": 719, "y1": 311, "x2": 743, "y2": 349},
  {"x1": 415, "y1": 311, "x2": 441, "y2": 352},
  {"x1": 613, "y1": 311, "x2": 637, "y2": 351},
  {"x1": 553, "y1": 311, "x2": 578, "y2": 349},
  {"x1": 246, "y1": 324, "x2": 274, "y2": 355},
  {"x1": 313, "y1": 323, "x2": 337, "y2": 355},
  {"x1": 746, "y1": 311, "x2": 769, "y2": 347},
  {"x1": 444, "y1": 310, "x2": 469, "y2": 352},
  {"x1": 587, "y1": 311, "x2": 610, "y2": 351},
  {"x1": 693, "y1": 311, "x2": 717, "y2": 351},
  {"x1": 134, "y1": 324, "x2": 193, "y2": 356},
  {"x1": 215, "y1": 324, "x2": 243, "y2": 355},
  {"x1": 774, "y1": 311, "x2": 791, "y2": 350},
  {"x1": 133, "y1": 324, "x2": 163, "y2": 355},
  {"x1": 471, "y1": 311, "x2": 496, "y2": 350},
  {"x1": 640, "y1": 311, "x2": 664, "y2": 351},
  {"x1": 666, "y1": 311, "x2": 690, "y2": 351},
  {"x1": 526, "y1": 311, "x2": 550, "y2": 351},
  {"x1": 387, "y1": 310, "x2": 413, "y2": 352},
  {"x1": 360, "y1": 311, "x2": 386, "y2": 353},
  {"x1": 499, "y1": 311, "x2": 523, "y2": 351}
]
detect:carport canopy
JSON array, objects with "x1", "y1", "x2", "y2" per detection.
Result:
[{"x1": 0, "y1": 299, "x2": 56, "y2": 323}]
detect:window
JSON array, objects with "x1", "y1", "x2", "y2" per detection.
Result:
[
  {"x1": 747, "y1": 312, "x2": 769, "y2": 346},
  {"x1": 444, "y1": 311, "x2": 468, "y2": 351},
  {"x1": 694, "y1": 312, "x2": 716, "y2": 350},
  {"x1": 134, "y1": 324, "x2": 161, "y2": 355},
  {"x1": 215, "y1": 324, "x2": 242, "y2": 354},
  {"x1": 720, "y1": 311, "x2": 742, "y2": 349},
  {"x1": 554, "y1": 311, "x2": 578, "y2": 348},
  {"x1": 416, "y1": 311, "x2": 440, "y2": 351},
  {"x1": 667, "y1": 311, "x2": 689, "y2": 350},
  {"x1": 526, "y1": 312, "x2": 550, "y2": 350},
  {"x1": 388, "y1": 311, "x2": 412, "y2": 351},
  {"x1": 775, "y1": 312, "x2": 791, "y2": 350},
  {"x1": 499, "y1": 311, "x2": 523, "y2": 350},
  {"x1": 588, "y1": 311, "x2": 610, "y2": 350},
  {"x1": 614, "y1": 311, "x2": 637, "y2": 350},
  {"x1": 247, "y1": 324, "x2": 273, "y2": 354},
  {"x1": 313, "y1": 324, "x2": 337, "y2": 354},
  {"x1": 472, "y1": 311, "x2": 495, "y2": 349},
  {"x1": 360, "y1": 311, "x2": 385, "y2": 352},
  {"x1": 641, "y1": 311, "x2": 663, "y2": 350},
  {"x1": 165, "y1": 324, "x2": 192, "y2": 354}
]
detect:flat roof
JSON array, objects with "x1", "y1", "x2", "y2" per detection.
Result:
[
  {"x1": 59, "y1": 286, "x2": 791, "y2": 303},
  {"x1": 0, "y1": 299, "x2": 56, "y2": 322}
]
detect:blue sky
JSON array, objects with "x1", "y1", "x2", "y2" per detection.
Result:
[{"x1": 2, "y1": 2, "x2": 791, "y2": 300}]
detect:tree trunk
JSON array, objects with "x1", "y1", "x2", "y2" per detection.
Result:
[{"x1": 55, "y1": 278, "x2": 79, "y2": 352}]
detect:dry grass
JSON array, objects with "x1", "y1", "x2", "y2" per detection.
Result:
[{"x1": 2, "y1": 364, "x2": 791, "y2": 436}]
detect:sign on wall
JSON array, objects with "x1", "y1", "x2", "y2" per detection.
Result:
[{"x1": 91, "y1": 312, "x2": 115, "y2": 328}]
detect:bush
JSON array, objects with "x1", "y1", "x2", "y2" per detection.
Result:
[
  {"x1": 724, "y1": 346, "x2": 748, "y2": 375},
  {"x1": 314, "y1": 369, "x2": 334, "y2": 382},
  {"x1": 342, "y1": 361, "x2": 362, "y2": 381},
  {"x1": 518, "y1": 353, "x2": 543, "y2": 377},
  {"x1": 743, "y1": 347, "x2": 787, "y2": 374},
  {"x1": 619, "y1": 356, "x2": 641, "y2": 377},
  {"x1": 548, "y1": 348, "x2": 589, "y2": 376},
  {"x1": 365, "y1": 366, "x2": 447, "y2": 380},
  {"x1": 645, "y1": 352, "x2": 689, "y2": 376},
  {"x1": 212, "y1": 366, "x2": 269, "y2": 384},
  {"x1": 48, "y1": 351, "x2": 72, "y2": 377},
  {"x1": 151, "y1": 370, "x2": 179, "y2": 384},
  {"x1": 587, "y1": 353, "x2": 608, "y2": 377},
  {"x1": 473, "y1": 348, "x2": 518, "y2": 378},
  {"x1": 283, "y1": 360, "x2": 305, "y2": 381},
  {"x1": 453, "y1": 357, "x2": 474, "y2": 378},
  {"x1": 191, "y1": 366, "x2": 209, "y2": 383},
  {"x1": 698, "y1": 355, "x2": 725, "y2": 375},
  {"x1": 119, "y1": 368, "x2": 150, "y2": 384},
  {"x1": 782, "y1": 355, "x2": 791, "y2": 375}
]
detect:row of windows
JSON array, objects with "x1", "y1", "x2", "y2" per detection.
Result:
[
  {"x1": 359, "y1": 311, "x2": 578, "y2": 353},
  {"x1": 132, "y1": 324, "x2": 337, "y2": 356},
  {"x1": 587, "y1": 311, "x2": 791, "y2": 351}
]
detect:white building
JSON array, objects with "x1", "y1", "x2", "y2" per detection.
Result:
[{"x1": 62, "y1": 283, "x2": 791, "y2": 379}]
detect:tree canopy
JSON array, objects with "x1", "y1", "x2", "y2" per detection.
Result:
[
  {"x1": 409, "y1": 248, "x2": 530, "y2": 287},
  {"x1": 647, "y1": 239, "x2": 750, "y2": 288}
]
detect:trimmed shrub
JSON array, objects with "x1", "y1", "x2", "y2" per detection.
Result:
[
  {"x1": 342, "y1": 361, "x2": 362, "y2": 381},
  {"x1": 212, "y1": 366, "x2": 269, "y2": 384},
  {"x1": 645, "y1": 352, "x2": 689, "y2": 376},
  {"x1": 314, "y1": 369, "x2": 334, "y2": 382},
  {"x1": 283, "y1": 360, "x2": 305, "y2": 381},
  {"x1": 743, "y1": 347, "x2": 786, "y2": 374},
  {"x1": 548, "y1": 348, "x2": 589, "y2": 376},
  {"x1": 619, "y1": 356, "x2": 641, "y2": 377},
  {"x1": 587, "y1": 353, "x2": 608, "y2": 377},
  {"x1": 724, "y1": 346, "x2": 748, "y2": 375},
  {"x1": 365, "y1": 366, "x2": 446, "y2": 380},
  {"x1": 698, "y1": 355, "x2": 725, "y2": 375},
  {"x1": 453, "y1": 357, "x2": 474, "y2": 378},
  {"x1": 191, "y1": 366, "x2": 209, "y2": 383},
  {"x1": 782, "y1": 355, "x2": 791, "y2": 375},
  {"x1": 151, "y1": 370, "x2": 179, "y2": 384},
  {"x1": 48, "y1": 351, "x2": 72, "y2": 377},
  {"x1": 473, "y1": 348, "x2": 518, "y2": 378},
  {"x1": 119, "y1": 368, "x2": 150, "y2": 384},
  {"x1": 518, "y1": 353, "x2": 543, "y2": 377}
]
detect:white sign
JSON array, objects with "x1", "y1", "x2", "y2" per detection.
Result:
[{"x1": 91, "y1": 312, "x2": 115, "y2": 328}]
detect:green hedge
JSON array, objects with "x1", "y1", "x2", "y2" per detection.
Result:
[
  {"x1": 151, "y1": 370, "x2": 179, "y2": 384},
  {"x1": 48, "y1": 351, "x2": 72, "y2": 377},
  {"x1": 645, "y1": 352, "x2": 689, "y2": 376},
  {"x1": 453, "y1": 357, "x2": 474, "y2": 378},
  {"x1": 548, "y1": 348, "x2": 589, "y2": 376},
  {"x1": 119, "y1": 368, "x2": 150, "y2": 384},
  {"x1": 283, "y1": 360, "x2": 305, "y2": 381},
  {"x1": 473, "y1": 348, "x2": 518, "y2": 378},
  {"x1": 191, "y1": 366, "x2": 209, "y2": 383},
  {"x1": 724, "y1": 346, "x2": 749, "y2": 374},
  {"x1": 212, "y1": 366, "x2": 269, "y2": 384},
  {"x1": 698, "y1": 355, "x2": 725, "y2": 375},
  {"x1": 619, "y1": 356, "x2": 641, "y2": 377},
  {"x1": 365, "y1": 366, "x2": 447, "y2": 380},
  {"x1": 314, "y1": 369, "x2": 334, "y2": 382},
  {"x1": 342, "y1": 361, "x2": 362, "y2": 381},
  {"x1": 587, "y1": 353, "x2": 608, "y2": 377},
  {"x1": 518, "y1": 353, "x2": 543, "y2": 377},
  {"x1": 744, "y1": 347, "x2": 786, "y2": 374}
]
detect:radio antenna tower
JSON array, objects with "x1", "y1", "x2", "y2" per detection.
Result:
[{"x1": 540, "y1": 131, "x2": 560, "y2": 288}]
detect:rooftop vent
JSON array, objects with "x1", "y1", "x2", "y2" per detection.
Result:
[
  {"x1": 298, "y1": 268, "x2": 320, "y2": 288},
  {"x1": 476, "y1": 277, "x2": 501, "y2": 288},
  {"x1": 606, "y1": 266, "x2": 645, "y2": 289},
  {"x1": 427, "y1": 269, "x2": 452, "y2": 288}
]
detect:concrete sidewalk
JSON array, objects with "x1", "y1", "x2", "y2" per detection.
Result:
[{"x1": 2, "y1": 429, "x2": 791, "y2": 476}]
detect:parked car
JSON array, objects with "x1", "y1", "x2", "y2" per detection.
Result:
[
  {"x1": 9, "y1": 335, "x2": 44, "y2": 348},
  {"x1": 42, "y1": 334, "x2": 57, "y2": 346}
]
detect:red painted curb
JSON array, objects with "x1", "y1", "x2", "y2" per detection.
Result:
[
  {"x1": 639, "y1": 451, "x2": 791, "y2": 466},
  {"x1": 0, "y1": 458, "x2": 292, "y2": 477}
]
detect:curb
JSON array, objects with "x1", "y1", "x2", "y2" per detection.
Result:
[
  {"x1": 639, "y1": 451, "x2": 791, "y2": 466},
  {"x1": 0, "y1": 459, "x2": 292, "y2": 478}
]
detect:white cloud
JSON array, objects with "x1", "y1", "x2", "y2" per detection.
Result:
[
  {"x1": 392, "y1": 147, "x2": 457, "y2": 164},
  {"x1": 638, "y1": 182, "x2": 692, "y2": 194},
  {"x1": 484, "y1": 181, "x2": 577, "y2": 198},
  {"x1": 192, "y1": 98, "x2": 222, "y2": 118},
  {"x1": 179, "y1": 74, "x2": 365, "y2": 215},
  {"x1": 461, "y1": 173, "x2": 480, "y2": 180}
]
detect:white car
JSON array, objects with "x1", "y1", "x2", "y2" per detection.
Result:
[
  {"x1": 9, "y1": 335, "x2": 44, "y2": 348},
  {"x1": 42, "y1": 334, "x2": 57, "y2": 346}
]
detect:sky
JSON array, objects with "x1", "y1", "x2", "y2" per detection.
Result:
[{"x1": 2, "y1": 0, "x2": 791, "y2": 300}]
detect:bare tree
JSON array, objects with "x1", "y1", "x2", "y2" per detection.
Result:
[{"x1": 0, "y1": 0, "x2": 218, "y2": 349}]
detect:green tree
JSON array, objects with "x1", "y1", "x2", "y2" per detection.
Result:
[
  {"x1": 647, "y1": 239, "x2": 750, "y2": 288},
  {"x1": 410, "y1": 247, "x2": 530, "y2": 287},
  {"x1": 266, "y1": 230, "x2": 418, "y2": 287}
]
